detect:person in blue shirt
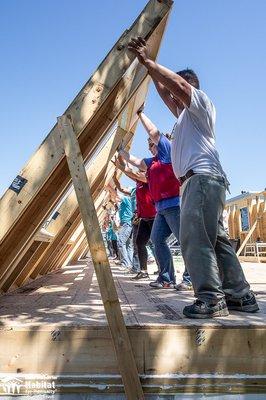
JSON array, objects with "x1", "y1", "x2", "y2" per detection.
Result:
[
  {"x1": 119, "y1": 111, "x2": 192, "y2": 289},
  {"x1": 113, "y1": 171, "x2": 140, "y2": 273},
  {"x1": 106, "y1": 220, "x2": 119, "y2": 259},
  {"x1": 106, "y1": 183, "x2": 134, "y2": 270}
]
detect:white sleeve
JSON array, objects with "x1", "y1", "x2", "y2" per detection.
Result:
[{"x1": 187, "y1": 87, "x2": 216, "y2": 138}]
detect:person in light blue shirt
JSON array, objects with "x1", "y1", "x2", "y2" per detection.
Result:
[
  {"x1": 117, "y1": 194, "x2": 133, "y2": 269},
  {"x1": 113, "y1": 172, "x2": 140, "y2": 273},
  {"x1": 106, "y1": 220, "x2": 119, "y2": 259},
  {"x1": 118, "y1": 194, "x2": 133, "y2": 225}
]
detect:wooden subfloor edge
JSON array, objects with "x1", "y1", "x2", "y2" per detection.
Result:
[
  {"x1": 1, "y1": 324, "x2": 266, "y2": 332},
  {"x1": 0, "y1": 373, "x2": 265, "y2": 395}
]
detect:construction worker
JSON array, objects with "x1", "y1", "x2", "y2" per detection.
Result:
[
  {"x1": 127, "y1": 36, "x2": 259, "y2": 318},
  {"x1": 113, "y1": 156, "x2": 157, "y2": 279},
  {"x1": 113, "y1": 170, "x2": 140, "y2": 274},
  {"x1": 119, "y1": 112, "x2": 192, "y2": 289},
  {"x1": 106, "y1": 184, "x2": 134, "y2": 272}
]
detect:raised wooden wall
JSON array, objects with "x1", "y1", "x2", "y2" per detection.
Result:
[
  {"x1": 226, "y1": 191, "x2": 266, "y2": 244},
  {"x1": 0, "y1": 0, "x2": 173, "y2": 293}
]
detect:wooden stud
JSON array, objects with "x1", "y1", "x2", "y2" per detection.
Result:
[
  {"x1": 58, "y1": 114, "x2": 144, "y2": 399},
  {"x1": 14, "y1": 242, "x2": 50, "y2": 287}
]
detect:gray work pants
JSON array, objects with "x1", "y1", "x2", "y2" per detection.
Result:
[{"x1": 180, "y1": 174, "x2": 250, "y2": 303}]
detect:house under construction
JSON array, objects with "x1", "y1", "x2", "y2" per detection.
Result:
[{"x1": 0, "y1": 1, "x2": 265, "y2": 397}]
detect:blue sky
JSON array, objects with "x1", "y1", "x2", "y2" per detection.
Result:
[{"x1": 0, "y1": 0, "x2": 265, "y2": 199}]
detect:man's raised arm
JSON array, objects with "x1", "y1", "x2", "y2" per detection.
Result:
[
  {"x1": 137, "y1": 109, "x2": 160, "y2": 144},
  {"x1": 128, "y1": 37, "x2": 192, "y2": 107},
  {"x1": 153, "y1": 79, "x2": 183, "y2": 118},
  {"x1": 118, "y1": 148, "x2": 147, "y2": 172}
]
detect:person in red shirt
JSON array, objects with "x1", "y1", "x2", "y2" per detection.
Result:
[
  {"x1": 119, "y1": 111, "x2": 192, "y2": 289},
  {"x1": 113, "y1": 157, "x2": 157, "y2": 279}
]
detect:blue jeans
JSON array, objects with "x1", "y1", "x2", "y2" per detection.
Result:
[
  {"x1": 151, "y1": 206, "x2": 190, "y2": 284},
  {"x1": 117, "y1": 223, "x2": 133, "y2": 269},
  {"x1": 180, "y1": 174, "x2": 250, "y2": 303}
]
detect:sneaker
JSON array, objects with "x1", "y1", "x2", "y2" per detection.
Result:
[
  {"x1": 174, "y1": 282, "x2": 193, "y2": 291},
  {"x1": 226, "y1": 291, "x2": 259, "y2": 313},
  {"x1": 131, "y1": 272, "x2": 149, "y2": 280},
  {"x1": 125, "y1": 268, "x2": 138, "y2": 275},
  {"x1": 183, "y1": 298, "x2": 229, "y2": 319},
  {"x1": 118, "y1": 265, "x2": 128, "y2": 271},
  {"x1": 149, "y1": 281, "x2": 174, "y2": 289}
]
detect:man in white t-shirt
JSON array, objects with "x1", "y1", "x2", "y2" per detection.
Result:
[{"x1": 128, "y1": 36, "x2": 259, "y2": 318}]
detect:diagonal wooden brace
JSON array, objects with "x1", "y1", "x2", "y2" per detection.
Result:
[{"x1": 57, "y1": 114, "x2": 144, "y2": 400}]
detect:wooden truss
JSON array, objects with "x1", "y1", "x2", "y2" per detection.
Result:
[{"x1": 0, "y1": 0, "x2": 173, "y2": 292}]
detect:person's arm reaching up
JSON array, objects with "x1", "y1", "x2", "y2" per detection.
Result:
[
  {"x1": 119, "y1": 148, "x2": 147, "y2": 172},
  {"x1": 123, "y1": 168, "x2": 147, "y2": 183},
  {"x1": 137, "y1": 109, "x2": 160, "y2": 144},
  {"x1": 153, "y1": 79, "x2": 183, "y2": 118},
  {"x1": 128, "y1": 37, "x2": 192, "y2": 107},
  {"x1": 113, "y1": 170, "x2": 131, "y2": 196},
  {"x1": 112, "y1": 157, "x2": 147, "y2": 183}
]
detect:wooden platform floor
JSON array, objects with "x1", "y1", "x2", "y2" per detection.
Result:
[
  {"x1": 0, "y1": 258, "x2": 266, "y2": 395},
  {"x1": 0, "y1": 257, "x2": 265, "y2": 329}
]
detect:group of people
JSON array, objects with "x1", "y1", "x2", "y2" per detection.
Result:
[
  {"x1": 104, "y1": 164, "x2": 157, "y2": 279},
  {"x1": 103, "y1": 36, "x2": 259, "y2": 319}
]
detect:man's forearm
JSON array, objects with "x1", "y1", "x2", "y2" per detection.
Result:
[
  {"x1": 138, "y1": 112, "x2": 158, "y2": 136},
  {"x1": 153, "y1": 79, "x2": 179, "y2": 118},
  {"x1": 144, "y1": 59, "x2": 191, "y2": 106},
  {"x1": 124, "y1": 168, "x2": 146, "y2": 183},
  {"x1": 128, "y1": 37, "x2": 191, "y2": 106},
  {"x1": 138, "y1": 112, "x2": 160, "y2": 143},
  {"x1": 119, "y1": 149, "x2": 147, "y2": 171},
  {"x1": 113, "y1": 169, "x2": 132, "y2": 195},
  {"x1": 106, "y1": 184, "x2": 117, "y2": 198}
]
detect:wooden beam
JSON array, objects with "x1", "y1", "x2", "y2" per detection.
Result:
[
  {"x1": 31, "y1": 214, "x2": 82, "y2": 278},
  {"x1": 1, "y1": 241, "x2": 42, "y2": 292},
  {"x1": 0, "y1": 128, "x2": 124, "y2": 290},
  {"x1": 34, "y1": 228, "x2": 54, "y2": 242},
  {"x1": 37, "y1": 164, "x2": 117, "y2": 277},
  {"x1": 237, "y1": 221, "x2": 258, "y2": 256},
  {"x1": 65, "y1": 234, "x2": 87, "y2": 265},
  {"x1": 14, "y1": 242, "x2": 50, "y2": 287},
  {"x1": 48, "y1": 243, "x2": 73, "y2": 273},
  {"x1": 0, "y1": 325, "x2": 265, "y2": 395},
  {"x1": 0, "y1": 1, "x2": 172, "y2": 292},
  {"x1": 0, "y1": 1, "x2": 172, "y2": 286},
  {"x1": 58, "y1": 114, "x2": 144, "y2": 399},
  {"x1": 237, "y1": 212, "x2": 266, "y2": 256},
  {"x1": 24, "y1": 130, "x2": 132, "y2": 282}
]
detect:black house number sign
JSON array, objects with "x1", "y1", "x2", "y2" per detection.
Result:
[{"x1": 9, "y1": 175, "x2": 28, "y2": 194}]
